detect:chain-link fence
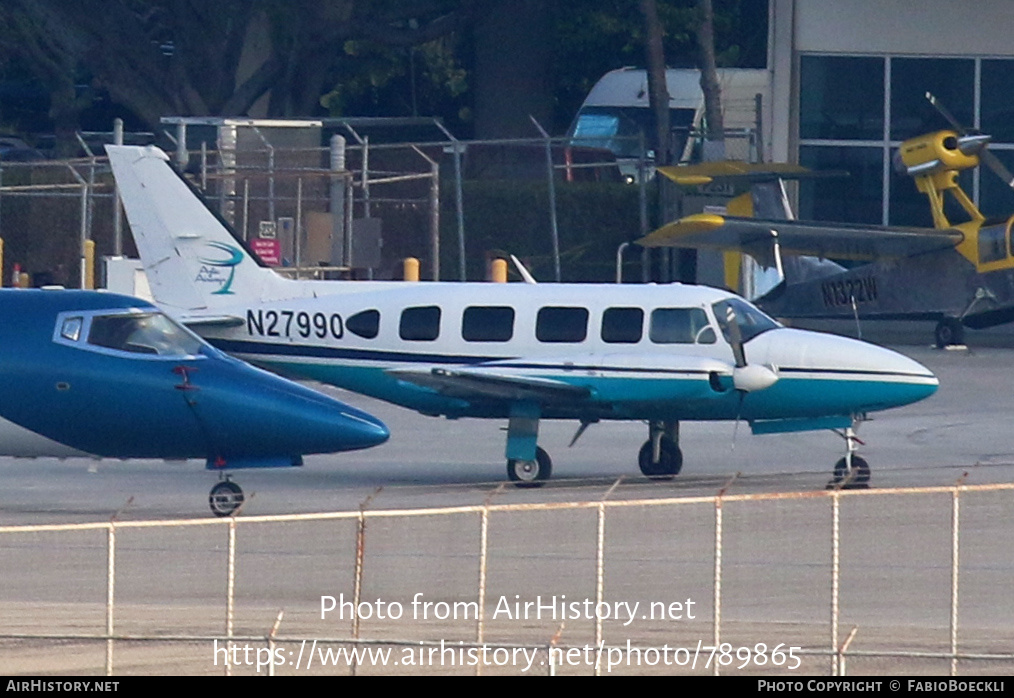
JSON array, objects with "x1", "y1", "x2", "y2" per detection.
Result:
[
  {"x1": 2, "y1": 481, "x2": 1012, "y2": 676},
  {"x1": 0, "y1": 125, "x2": 759, "y2": 290}
]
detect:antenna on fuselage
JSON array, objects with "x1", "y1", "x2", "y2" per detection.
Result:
[{"x1": 510, "y1": 255, "x2": 538, "y2": 284}]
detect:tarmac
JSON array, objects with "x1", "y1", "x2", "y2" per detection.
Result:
[{"x1": 2, "y1": 327, "x2": 1014, "y2": 675}]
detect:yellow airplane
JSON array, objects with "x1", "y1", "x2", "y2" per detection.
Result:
[{"x1": 639, "y1": 100, "x2": 1014, "y2": 348}]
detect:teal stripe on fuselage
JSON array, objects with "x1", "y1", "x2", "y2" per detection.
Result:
[{"x1": 251, "y1": 357, "x2": 935, "y2": 424}]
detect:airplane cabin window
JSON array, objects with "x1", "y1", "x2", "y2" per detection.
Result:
[
  {"x1": 978, "y1": 222, "x2": 1008, "y2": 263},
  {"x1": 536, "y1": 307, "x2": 589, "y2": 343},
  {"x1": 399, "y1": 306, "x2": 441, "y2": 341},
  {"x1": 60, "y1": 317, "x2": 83, "y2": 342},
  {"x1": 649, "y1": 308, "x2": 715, "y2": 344},
  {"x1": 347, "y1": 309, "x2": 380, "y2": 339},
  {"x1": 462, "y1": 306, "x2": 514, "y2": 342},
  {"x1": 601, "y1": 307, "x2": 643, "y2": 343},
  {"x1": 88, "y1": 313, "x2": 203, "y2": 356}
]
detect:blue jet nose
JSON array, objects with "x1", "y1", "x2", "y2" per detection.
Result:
[
  {"x1": 326, "y1": 404, "x2": 391, "y2": 451},
  {"x1": 188, "y1": 356, "x2": 389, "y2": 459}
]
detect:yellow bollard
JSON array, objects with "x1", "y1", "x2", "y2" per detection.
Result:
[
  {"x1": 489, "y1": 258, "x2": 507, "y2": 283},
  {"x1": 84, "y1": 240, "x2": 96, "y2": 290},
  {"x1": 18, "y1": 271, "x2": 29, "y2": 288},
  {"x1": 403, "y1": 257, "x2": 420, "y2": 281}
]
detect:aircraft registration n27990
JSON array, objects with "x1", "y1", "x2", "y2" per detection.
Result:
[
  {"x1": 0, "y1": 288, "x2": 389, "y2": 515},
  {"x1": 107, "y1": 145, "x2": 939, "y2": 488}
]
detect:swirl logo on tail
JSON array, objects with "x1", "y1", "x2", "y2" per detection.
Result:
[{"x1": 195, "y1": 242, "x2": 244, "y2": 295}]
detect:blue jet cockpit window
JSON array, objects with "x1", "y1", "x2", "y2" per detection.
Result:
[
  {"x1": 60, "y1": 317, "x2": 83, "y2": 342},
  {"x1": 88, "y1": 313, "x2": 204, "y2": 357},
  {"x1": 712, "y1": 298, "x2": 781, "y2": 344}
]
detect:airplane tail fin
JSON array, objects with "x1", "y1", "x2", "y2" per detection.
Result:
[
  {"x1": 106, "y1": 145, "x2": 294, "y2": 314},
  {"x1": 723, "y1": 178, "x2": 844, "y2": 301}
]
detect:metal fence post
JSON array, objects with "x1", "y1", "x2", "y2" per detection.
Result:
[
  {"x1": 477, "y1": 506, "x2": 489, "y2": 676},
  {"x1": 105, "y1": 523, "x2": 115, "y2": 676},
  {"x1": 831, "y1": 491, "x2": 841, "y2": 675},
  {"x1": 330, "y1": 135, "x2": 347, "y2": 268},
  {"x1": 112, "y1": 119, "x2": 124, "y2": 257},
  {"x1": 713, "y1": 493, "x2": 723, "y2": 676},
  {"x1": 529, "y1": 116, "x2": 561, "y2": 282},
  {"x1": 434, "y1": 121, "x2": 466, "y2": 281},
  {"x1": 951, "y1": 483, "x2": 961, "y2": 676},
  {"x1": 225, "y1": 518, "x2": 236, "y2": 676}
]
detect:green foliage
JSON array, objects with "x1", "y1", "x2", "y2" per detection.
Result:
[
  {"x1": 550, "y1": 0, "x2": 768, "y2": 131},
  {"x1": 321, "y1": 34, "x2": 470, "y2": 128}
]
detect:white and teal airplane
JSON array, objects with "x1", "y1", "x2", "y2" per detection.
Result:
[{"x1": 107, "y1": 145, "x2": 939, "y2": 487}]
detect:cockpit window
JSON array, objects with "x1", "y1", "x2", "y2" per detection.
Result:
[
  {"x1": 712, "y1": 298, "x2": 781, "y2": 344},
  {"x1": 60, "y1": 317, "x2": 83, "y2": 342},
  {"x1": 88, "y1": 313, "x2": 203, "y2": 357}
]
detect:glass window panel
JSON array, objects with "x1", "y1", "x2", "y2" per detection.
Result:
[
  {"x1": 890, "y1": 58, "x2": 973, "y2": 141},
  {"x1": 88, "y1": 313, "x2": 202, "y2": 356},
  {"x1": 536, "y1": 307, "x2": 588, "y2": 343},
  {"x1": 978, "y1": 148, "x2": 1014, "y2": 219},
  {"x1": 346, "y1": 309, "x2": 380, "y2": 339},
  {"x1": 649, "y1": 308, "x2": 713, "y2": 344},
  {"x1": 800, "y1": 56, "x2": 884, "y2": 141},
  {"x1": 977, "y1": 222, "x2": 1008, "y2": 263},
  {"x1": 799, "y1": 146, "x2": 883, "y2": 225},
  {"x1": 60, "y1": 317, "x2": 82, "y2": 342},
  {"x1": 981, "y1": 60, "x2": 1014, "y2": 143},
  {"x1": 601, "y1": 307, "x2": 643, "y2": 344},
  {"x1": 399, "y1": 306, "x2": 441, "y2": 341},
  {"x1": 462, "y1": 306, "x2": 514, "y2": 342}
]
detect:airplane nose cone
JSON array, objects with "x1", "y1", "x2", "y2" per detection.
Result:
[
  {"x1": 332, "y1": 406, "x2": 391, "y2": 450},
  {"x1": 750, "y1": 329, "x2": 938, "y2": 412},
  {"x1": 249, "y1": 386, "x2": 390, "y2": 454},
  {"x1": 194, "y1": 360, "x2": 389, "y2": 457}
]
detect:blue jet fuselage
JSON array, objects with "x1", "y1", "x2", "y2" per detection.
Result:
[{"x1": 0, "y1": 289, "x2": 389, "y2": 462}]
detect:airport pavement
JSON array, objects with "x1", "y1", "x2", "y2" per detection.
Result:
[{"x1": 2, "y1": 343, "x2": 1014, "y2": 675}]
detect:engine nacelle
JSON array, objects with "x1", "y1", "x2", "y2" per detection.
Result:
[{"x1": 895, "y1": 130, "x2": 988, "y2": 177}]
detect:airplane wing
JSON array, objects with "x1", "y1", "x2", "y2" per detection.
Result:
[
  {"x1": 388, "y1": 367, "x2": 592, "y2": 403},
  {"x1": 637, "y1": 213, "x2": 964, "y2": 260},
  {"x1": 656, "y1": 161, "x2": 847, "y2": 185}
]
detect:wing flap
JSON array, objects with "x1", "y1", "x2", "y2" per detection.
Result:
[
  {"x1": 638, "y1": 215, "x2": 964, "y2": 260},
  {"x1": 388, "y1": 367, "x2": 591, "y2": 403}
]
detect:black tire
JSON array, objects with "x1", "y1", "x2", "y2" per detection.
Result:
[
  {"x1": 209, "y1": 480, "x2": 244, "y2": 517},
  {"x1": 507, "y1": 446, "x2": 552, "y2": 487},
  {"x1": 831, "y1": 455, "x2": 870, "y2": 489},
  {"x1": 935, "y1": 318, "x2": 965, "y2": 349},
  {"x1": 638, "y1": 438, "x2": 684, "y2": 479}
]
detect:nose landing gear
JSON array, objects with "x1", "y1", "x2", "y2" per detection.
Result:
[
  {"x1": 209, "y1": 477, "x2": 244, "y2": 517},
  {"x1": 827, "y1": 424, "x2": 870, "y2": 490}
]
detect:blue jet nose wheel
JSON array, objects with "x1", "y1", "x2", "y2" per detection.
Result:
[
  {"x1": 209, "y1": 479, "x2": 244, "y2": 516},
  {"x1": 507, "y1": 446, "x2": 552, "y2": 487}
]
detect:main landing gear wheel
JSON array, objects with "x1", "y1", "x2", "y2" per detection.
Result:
[
  {"x1": 829, "y1": 456, "x2": 870, "y2": 490},
  {"x1": 638, "y1": 438, "x2": 683, "y2": 478},
  {"x1": 507, "y1": 446, "x2": 552, "y2": 488},
  {"x1": 209, "y1": 480, "x2": 244, "y2": 517},
  {"x1": 935, "y1": 318, "x2": 965, "y2": 349}
]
